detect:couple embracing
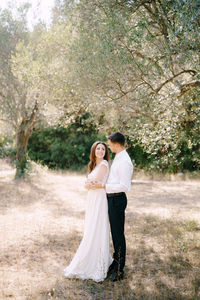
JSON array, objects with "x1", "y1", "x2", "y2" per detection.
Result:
[{"x1": 64, "y1": 132, "x2": 133, "y2": 282}]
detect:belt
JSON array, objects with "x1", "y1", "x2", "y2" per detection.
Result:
[{"x1": 107, "y1": 192, "x2": 124, "y2": 197}]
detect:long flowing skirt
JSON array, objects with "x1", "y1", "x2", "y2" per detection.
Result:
[{"x1": 64, "y1": 189, "x2": 112, "y2": 282}]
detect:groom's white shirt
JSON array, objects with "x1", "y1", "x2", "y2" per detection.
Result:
[{"x1": 105, "y1": 149, "x2": 133, "y2": 193}]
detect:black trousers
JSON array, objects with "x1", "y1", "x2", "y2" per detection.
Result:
[{"x1": 107, "y1": 192, "x2": 127, "y2": 272}]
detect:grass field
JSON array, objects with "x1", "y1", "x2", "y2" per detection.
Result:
[{"x1": 0, "y1": 159, "x2": 200, "y2": 300}]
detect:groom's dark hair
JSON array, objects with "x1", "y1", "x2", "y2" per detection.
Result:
[{"x1": 108, "y1": 132, "x2": 125, "y2": 146}]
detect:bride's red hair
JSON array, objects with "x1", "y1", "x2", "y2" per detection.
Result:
[{"x1": 88, "y1": 141, "x2": 109, "y2": 173}]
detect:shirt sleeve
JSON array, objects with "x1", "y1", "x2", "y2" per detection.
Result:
[{"x1": 105, "y1": 160, "x2": 133, "y2": 193}]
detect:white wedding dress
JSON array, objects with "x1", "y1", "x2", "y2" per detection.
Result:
[{"x1": 64, "y1": 160, "x2": 112, "y2": 282}]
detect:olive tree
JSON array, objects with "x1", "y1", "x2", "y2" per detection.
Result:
[
  {"x1": 4, "y1": 18, "x2": 86, "y2": 177},
  {"x1": 62, "y1": 0, "x2": 200, "y2": 171}
]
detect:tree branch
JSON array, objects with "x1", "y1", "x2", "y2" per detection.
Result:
[
  {"x1": 141, "y1": 76, "x2": 156, "y2": 92},
  {"x1": 126, "y1": 105, "x2": 158, "y2": 123},
  {"x1": 178, "y1": 81, "x2": 200, "y2": 98},
  {"x1": 104, "y1": 82, "x2": 147, "y2": 102},
  {"x1": 155, "y1": 70, "x2": 197, "y2": 93}
]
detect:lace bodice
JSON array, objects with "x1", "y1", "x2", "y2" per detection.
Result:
[{"x1": 88, "y1": 160, "x2": 109, "y2": 186}]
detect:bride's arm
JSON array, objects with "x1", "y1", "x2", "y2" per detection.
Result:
[{"x1": 89, "y1": 164, "x2": 108, "y2": 189}]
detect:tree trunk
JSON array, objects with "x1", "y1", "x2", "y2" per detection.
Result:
[{"x1": 15, "y1": 102, "x2": 39, "y2": 178}]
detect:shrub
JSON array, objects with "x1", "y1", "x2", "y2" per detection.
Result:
[
  {"x1": 0, "y1": 136, "x2": 16, "y2": 159},
  {"x1": 28, "y1": 113, "x2": 105, "y2": 170}
]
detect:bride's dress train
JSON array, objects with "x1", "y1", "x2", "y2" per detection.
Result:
[{"x1": 64, "y1": 160, "x2": 112, "y2": 282}]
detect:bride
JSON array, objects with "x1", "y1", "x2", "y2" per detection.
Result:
[{"x1": 64, "y1": 141, "x2": 112, "y2": 282}]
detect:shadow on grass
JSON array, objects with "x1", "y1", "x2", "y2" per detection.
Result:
[
  {"x1": 130, "y1": 241, "x2": 193, "y2": 299},
  {"x1": 49, "y1": 203, "x2": 86, "y2": 220},
  {"x1": 2, "y1": 216, "x2": 200, "y2": 299},
  {"x1": 0, "y1": 179, "x2": 85, "y2": 221},
  {"x1": 1, "y1": 173, "x2": 200, "y2": 299},
  {"x1": 125, "y1": 213, "x2": 200, "y2": 300},
  {"x1": 130, "y1": 180, "x2": 200, "y2": 208},
  {"x1": 37, "y1": 256, "x2": 194, "y2": 300},
  {"x1": 0, "y1": 178, "x2": 86, "y2": 223},
  {"x1": 30, "y1": 222, "x2": 200, "y2": 299},
  {"x1": 0, "y1": 179, "x2": 50, "y2": 213},
  {"x1": 40, "y1": 277, "x2": 137, "y2": 300},
  {"x1": 0, "y1": 230, "x2": 82, "y2": 269}
]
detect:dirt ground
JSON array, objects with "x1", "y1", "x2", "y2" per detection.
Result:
[{"x1": 0, "y1": 159, "x2": 200, "y2": 300}]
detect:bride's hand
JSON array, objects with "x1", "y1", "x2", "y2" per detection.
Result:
[
  {"x1": 85, "y1": 180, "x2": 99, "y2": 190},
  {"x1": 84, "y1": 181, "x2": 91, "y2": 189},
  {"x1": 88, "y1": 180, "x2": 104, "y2": 189},
  {"x1": 89, "y1": 180, "x2": 98, "y2": 190},
  {"x1": 84, "y1": 179, "x2": 95, "y2": 189}
]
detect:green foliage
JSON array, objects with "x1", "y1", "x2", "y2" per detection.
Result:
[
  {"x1": 15, "y1": 151, "x2": 29, "y2": 178},
  {"x1": 126, "y1": 138, "x2": 149, "y2": 169},
  {"x1": 1, "y1": 0, "x2": 199, "y2": 175},
  {"x1": 28, "y1": 113, "x2": 105, "y2": 170},
  {"x1": 0, "y1": 136, "x2": 16, "y2": 159},
  {"x1": 62, "y1": 0, "x2": 200, "y2": 174},
  {"x1": 0, "y1": 6, "x2": 30, "y2": 130}
]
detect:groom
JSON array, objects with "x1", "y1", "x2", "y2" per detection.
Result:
[
  {"x1": 104, "y1": 132, "x2": 133, "y2": 282},
  {"x1": 91, "y1": 132, "x2": 133, "y2": 281}
]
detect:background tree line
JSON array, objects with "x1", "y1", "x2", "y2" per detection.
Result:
[{"x1": 0, "y1": 0, "x2": 199, "y2": 177}]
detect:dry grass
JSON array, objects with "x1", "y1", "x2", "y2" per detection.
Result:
[{"x1": 0, "y1": 158, "x2": 200, "y2": 300}]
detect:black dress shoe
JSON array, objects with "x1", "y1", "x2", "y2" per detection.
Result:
[
  {"x1": 105, "y1": 263, "x2": 115, "y2": 280},
  {"x1": 108, "y1": 263, "x2": 115, "y2": 272},
  {"x1": 107, "y1": 271, "x2": 124, "y2": 282},
  {"x1": 105, "y1": 268, "x2": 114, "y2": 280}
]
